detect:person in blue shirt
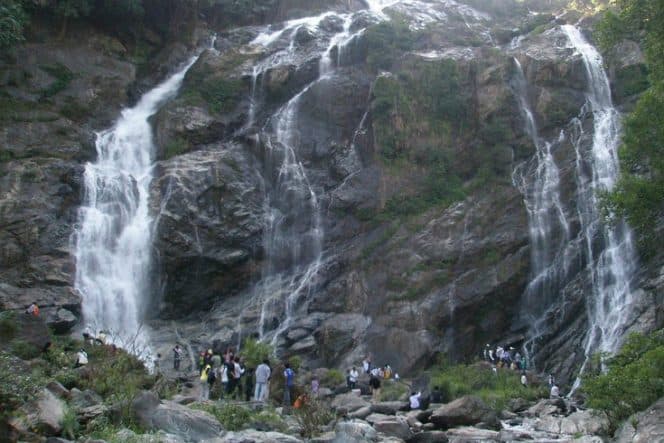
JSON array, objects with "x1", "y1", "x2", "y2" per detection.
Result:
[{"x1": 283, "y1": 362, "x2": 295, "y2": 409}]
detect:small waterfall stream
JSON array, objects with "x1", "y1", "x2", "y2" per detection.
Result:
[{"x1": 74, "y1": 54, "x2": 201, "y2": 357}]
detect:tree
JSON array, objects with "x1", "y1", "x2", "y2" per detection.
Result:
[
  {"x1": 597, "y1": 0, "x2": 664, "y2": 256},
  {"x1": 53, "y1": 0, "x2": 91, "y2": 39},
  {"x1": 0, "y1": 0, "x2": 28, "y2": 50}
]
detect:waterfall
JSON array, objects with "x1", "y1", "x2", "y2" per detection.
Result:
[
  {"x1": 510, "y1": 57, "x2": 572, "y2": 364},
  {"x1": 74, "y1": 55, "x2": 200, "y2": 357},
  {"x1": 562, "y1": 25, "x2": 637, "y2": 390}
]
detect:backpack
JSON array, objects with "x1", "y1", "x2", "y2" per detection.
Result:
[{"x1": 208, "y1": 368, "x2": 217, "y2": 385}]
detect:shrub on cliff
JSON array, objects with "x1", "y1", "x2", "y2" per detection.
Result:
[{"x1": 582, "y1": 330, "x2": 664, "y2": 426}]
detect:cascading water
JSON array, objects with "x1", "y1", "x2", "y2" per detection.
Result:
[
  {"x1": 562, "y1": 25, "x2": 637, "y2": 389},
  {"x1": 510, "y1": 57, "x2": 572, "y2": 364},
  {"x1": 74, "y1": 54, "x2": 201, "y2": 357}
]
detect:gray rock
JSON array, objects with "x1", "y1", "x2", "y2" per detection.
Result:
[
  {"x1": 35, "y1": 388, "x2": 66, "y2": 436},
  {"x1": 132, "y1": 391, "x2": 223, "y2": 442},
  {"x1": 371, "y1": 402, "x2": 406, "y2": 415},
  {"x1": 614, "y1": 399, "x2": 664, "y2": 443},
  {"x1": 70, "y1": 388, "x2": 103, "y2": 410},
  {"x1": 217, "y1": 429, "x2": 303, "y2": 442},
  {"x1": 331, "y1": 392, "x2": 371, "y2": 414},
  {"x1": 525, "y1": 398, "x2": 567, "y2": 417},
  {"x1": 406, "y1": 431, "x2": 449, "y2": 443},
  {"x1": 534, "y1": 409, "x2": 609, "y2": 436},
  {"x1": 349, "y1": 406, "x2": 373, "y2": 420},
  {"x1": 46, "y1": 381, "x2": 70, "y2": 399},
  {"x1": 445, "y1": 426, "x2": 500, "y2": 443},
  {"x1": 332, "y1": 420, "x2": 378, "y2": 443},
  {"x1": 372, "y1": 415, "x2": 413, "y2": 441},
  {"x1": 45, "y1": 308, "x2": 78, "y2": 334},
  {"x1": 430, "y1": 396, "x2": 498, "y2": 430}
]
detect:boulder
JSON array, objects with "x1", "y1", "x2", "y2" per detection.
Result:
[
  {"x1": 366, "y1": 413, "x2": 395, "y2": 424},
  {"x1": 35, "y1": 388, "x2": 66, "y2": 436},
  {"x1": 524, "y1": 398, "x2": 567, "y2": 417},
  {"x1": 429, "y1": 396, "x2": 498, "y2": 430},
  {"x1": 220, "y1": 429, "x2": 303, "y2": 442},
  {"x1": 534, "y1": 409, "x2": 609, "y2": 436},
  {"x1": 44, "y1": 308, "x2": 78, "y2": 334},
  {"x1": 46, "y1": 381, "x2": 70, "y2": 399},
  {"x1": 77, "y1": 404, "x2": 108, "y2": 424},
  {"x1": 406, "y1": 431, "x2": 449, "y2": 443},
  {"x1": 348, "y1": 406, "x2": 373, "y2": 420},
  {"x1": 445, "y1": 426, "x2": 499, "y2": 443},
  {"x1": 131, "y1": 391, "x2": 223, "y2": 441},
  {"x1": 614, "y1": 399, "x2": 664, "y2": 443},
  {"x1": 371, "y1": 401, "x2": 406, "y2": 415},
  {"x1": 70, "y1": 388, "x2": 102, "y2": 410},
  {"x1": 331, "y1": 393, "x2": 371, "y2": 414},
  {"x1": 332, "y1": 420, "x2": 378, "y2": 443},
  {"x1": 372, "y1": 415, "x2": 413, "y2": 441}
]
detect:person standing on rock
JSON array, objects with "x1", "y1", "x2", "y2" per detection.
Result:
[
  {"x1": 349, "y1": 367, "x2": 359, "y2": 390},
  {"x1": 369, "y1": 372, "x2": 381, "y2": 401},
  {"x1": 283, "y1": 362, "x2": 295, "y2": 409},
  {"x1": 550, "y1": 384, "x2": 560, "y2": 398},
  {"x1": 26, "y1": 302, "x2": 39, "y2": 316},
  {"x1": 409, "y1": 391, "x2": 422, "y2": 410},
  {"x1": 254, "y1": 359, "x2": 271, "y2": 402},
  {"x1": 520, "y1": 371, "x2": 527, "y2": 387},
  {"x1": 362, "y1": 356, "x2": 371, "y2": 374},
  {"x1": 173, "y1": 344, "x2": 183, "y2": 371},
  {"x1": 200, "y1": 364, "x2": 212, "y2": 401},
  {"x1": 75, "y1": 348, "x2": 88, "y2": 368}
]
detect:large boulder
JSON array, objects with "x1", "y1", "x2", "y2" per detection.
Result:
[
  {"x1": 331, "y1": 393, "x2": 371, "y2": 415},
  {"x1": 371, "y1": 402, "x2": 406, "y2": 415},
  {"x1": 429, "y1": 396, "x2": 498, "y2": 430},
  {"x1": 219, "y1": 429, "x2": 303, "y2": 442},
  {"x1": 131, "y1": 391, "x2": 223, "y2": 442},
  {"x1": 534, "y1": 409, "x2": 609, "y2": 436},
  {"x1": 614, "y1": 399, "x2": 664, "y2": 443},
  {"x1": 371, "y1": 415, "x2": 413, "y2": 441},
  {"x1": 406, "y1": 431, "x2": 449, "y2": 443},
  {"x1": 332, "y1": 420, "x2": 378, "y2": 443}
]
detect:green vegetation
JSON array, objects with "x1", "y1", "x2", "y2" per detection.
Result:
[
  {"x1": 582, "y1": 330, "x2": 664, "y2": 428},
  {"x1": 379, "y1": 379, "x2": 409, "y2": 401},
  {"x1": 596, "y1": 0, "x2": 664, "y2": 256},
  {"x1": 364, "y1": 20, "x2": 417, "y2": 72},
  {"x1": 322, "y1": 368, "x2": 345, "y2": 387},
  {"x1": 40, "y1": 63, "x2": 75, "y2": 99},
  {"x1": 431, "y1": 362, "x2": 547, "y2": 411},
  {"x1": 163, "y1": 137, "x2": 190, "y2": 160},
  {"x1": 191, "y1": 402, "x2": 251, "y2": 431},
  {"x1": 182, "y1": 76, "x2": 243, "y2": 115},
  {"x1": 293, "y1": 397, "x2": 335, "y2": 438},
  {"x1": 0, "y1": 0, "x2": 28, "y2": 49},
  {"x1": 241, "y1": 337, "x2": 274, "y2": 367}
]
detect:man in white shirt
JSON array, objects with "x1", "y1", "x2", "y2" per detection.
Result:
[
  {"x1": 349, "y1": 367, "x2": 359, "y2": 389},
  {"x1": 254, "y1": 359, "x2": 271, "y2": 402},
  {"x1": 409, "y1": 391, "x2": 422, "y2": 410}
]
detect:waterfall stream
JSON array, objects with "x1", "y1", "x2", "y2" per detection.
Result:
[
  {"x1": 74, "y1": 54, "x2": 202, "y2": 358},
  {"x1": 562, "y1": 25, "x2": 637, "y2": 390}
]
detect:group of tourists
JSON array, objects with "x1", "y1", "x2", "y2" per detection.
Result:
[{"x1": 483, "y1": 344, "x2": 527, "y2": 370}]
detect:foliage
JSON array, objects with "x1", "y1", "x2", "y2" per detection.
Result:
[
  {"x1": 0, "y1": 351, "x2": 47, "y2": 420},
  {"x1": 292, "y1": 396, "x2": 335, "y2": 438},
  {"x1": 0, "y1": 0, "x2": 28, "y2": 50},
  {"x1": 431, "y1": 362, "x2": 547, "y2": 411},
  {"x1": 191, "y1": 402, "x2": 252, "y2": 431},
  {"x1": 184, "y1": 77, "x2": 243, "y2": 114},
  {"x1": 163, "y1": 137, "x2": 190, "y2": 160},
  {"x1": 40, "y1": 63, "x2": 75, "y2": 99},
  {"x1": 364, "y1": 20, "x2": 416, "y2": 72},
  {"x1": 582, "y1": 330, "x2": 664, "y2": 427},
  {"x1": 10, "y1": 339, "x2": 41, "y2": 360},
  {"x1": 241, "y1": 337, "x2": 274, "y2": 368},
  {"x1": 0, "y1": 311, "x2": 17, "y2": 341},
  {"x1": 379, "y1": 380, "x2": 409, "y2": 401},
  {"x1": 596, "y1": 0, "x2": 664, "y2": 256},
  {"x1": 322, "y1": 368, "x2": 345, "y2": 387},
  {"x1": 61, "y1": 405, "x2": 80, "y2": 440}
]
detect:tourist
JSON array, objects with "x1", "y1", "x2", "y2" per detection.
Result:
[
  {"x1": 362, "y1": 356, "x2": 371, "y2": 374},
  {"x1": 230, "y1": 356, "x2": 243, "y2": 399},
  {"x1": 82, "y1": 325, "x2": 93, "y2": 344},
  {"x1": 283, "y1": 362, "x2": 295, "y2": 409},
  {"x1": 349, "y1": 366, "x2": 359, "y2": 390},
  {"x1": 204, "y1": 349, "x2": 214, "y2": 366},
  {"x1": 431, "y1": 386, "x2": 443, "y2": 403},
  {"x1": 26, "y1": 302, "x2": 39, "y2": 317},
  {"x1": 550, "y1": 384, "x2": 560, "y2": 398},
  {"x1": 255, "y1": 359, "x2": 271, "y2": 402},
  {"x1": 75, "y1": 348, "x2": 88, "y2": 368},
  {"x1": 383, "y1": 364, "x2": 392, "y2": 379},
  {"x1": 483, "y1": 344, "x2": 491, "y2": 361},
  {"x1": 154, "y1": 353, "x2": 162, "y2": 374},
  {"x1": 200, "y1": 364, "x2": 212, "y2": 401},
  {"x1": 409, "y1": 391, "x2": 422, "y2": 410},
  {"x1": 369, "y1": 372, "x2": 381, "y2": 401},
  {"x1": 548, "y1": 374, "x2": 555, "y2": 387},
  {"x1": 244, "y1": 366, "x2": 254, "y2": 401},
  {"x1": 520, "y1": 372, "x2": 527, "y2": 387},
  {"x1": 173, "y1": 344, "x2": 183, "y2": 370},
  {"x1": 220, "y1": 361, "x2": 229, "y2": 399},
  {"x1": 311, "y1": 377, "x2": 320, "y2": 396},
  {"x1": 211, "y1": 351, "x2": 222, "y2": 370},
  {"x1": 95, "y1": 330, "x2": 106, "y2": 345}
]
